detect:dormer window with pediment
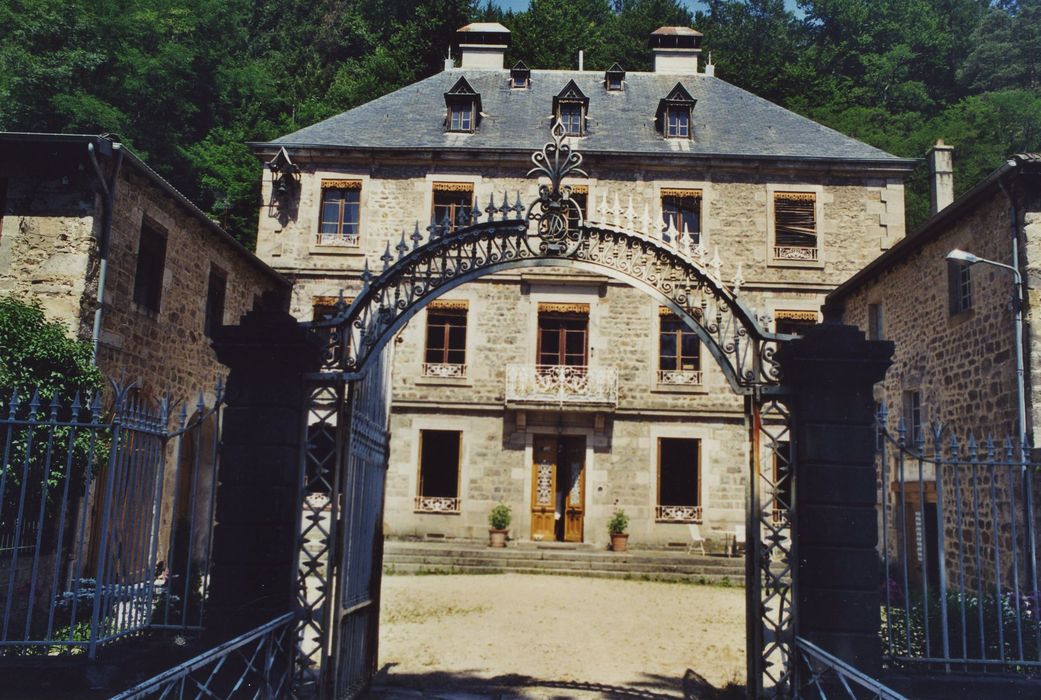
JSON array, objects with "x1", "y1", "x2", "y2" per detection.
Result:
[
  {"x1": 444, "y1": 77, "x2": 482, "y2": 133},
  {"x1": 605, "y1": 63, "x2": 625, "y2": 92},
  {"x1": 510, "y1": 61, "x2": 531, "y2": 89},
  {"x1": 656, "y1": 82, "x2": 697, "y2": 139},
  {"x1": 553, "y1": 80, "x2": 589, "y2": 136}
]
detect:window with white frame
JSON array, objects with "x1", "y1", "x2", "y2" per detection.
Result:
[
  {"x1": 658, "y1": 309, "x2": 701, "y2": 386},
  {"x1": 317, "y1": 180, "x2": 361, "y2": 246},
  {"x1": 772, "y1": 192, "x2": 818, "y2": 262},
  {"x1": 423, "y1": 301, "x2": 467, "y2": 378}
]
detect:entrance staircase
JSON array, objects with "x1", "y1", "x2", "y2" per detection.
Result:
[{"x1": 382, "y1": 539, "x2": 745, "y2": 584}]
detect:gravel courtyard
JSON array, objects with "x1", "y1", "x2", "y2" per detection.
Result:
[{"x1": 374, "y1": 574, "x2": 745, "y2": 698}]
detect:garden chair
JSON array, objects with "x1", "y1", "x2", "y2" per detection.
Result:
[
  {"x1": 733, "y1": 524, "x2": 746, "y2": 556},
  {"x1": 687, "y1": 523, "x2": 707, "y2": 556}
]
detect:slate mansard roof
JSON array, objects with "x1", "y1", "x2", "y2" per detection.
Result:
[{"x1": 260, "y1": 69, "x2": 914, "y2": 167}]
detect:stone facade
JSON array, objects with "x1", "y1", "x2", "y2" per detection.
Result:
[{"x1": 0, "y1": 135, "x2": 290, "y2": 402}]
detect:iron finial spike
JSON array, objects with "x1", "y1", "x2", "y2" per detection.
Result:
[
  {"x1": 485, "y1": 192, "x2": 497, "y2": 220},
  {"x1": 411, "y1": 222, "x2": 423, "y2": 249},
  {"x1": 178, "y1": 402, "x2": 188, "y2": 430},
  {"x1": 440, "y1": 210, "x2": 451, "y2": 234},
  {"x1": 27, "y1": 388, "x2": 40, "y2": 417},
  {"x1": 499, "y1": 190, "x2": 510, "y2": 220},
  {"x1": 6, "y1": 388, "x2": 18, "y2": 418},
  {"x1": 1004, "y1": 435, "x2": 1015, "y2": 462},
  {"x1": 897, "y1": 416, "x2": 906, "y2": 446},
  {"x1": 986, "y1": 434, "x2": 996, "y2": 462},
  {"x1": 90, "y1": 393, "x2": 102, "y2": 420},
  {"x1": 470, "y1": 202, "x2": 482, "y2": 224},
  {"x1": 513, "y1": 191, "x2": 524, "y2": 219},
  {"x1": 381, "y1": 242, "x2": 393, "y2": 271},
  {"x1": 396, "y1": 230, "x2": 408, "y2": 259},
  {"x1": 215, "y1": 376, "x2": 225, "y2": 403},
  {"x1": 641, "y1": 203, "x2": 652, "y2": 235},
  {"x1": 70, "y1": 391, "x2": 82, "y2": 415}
]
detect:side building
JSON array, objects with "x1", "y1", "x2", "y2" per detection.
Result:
[
  {"x1": 252, "y1": 24, "x2": 915, "y2": 548},
  {"x1": 0, "y1": 133, "x2": 290, "y2": 401}
]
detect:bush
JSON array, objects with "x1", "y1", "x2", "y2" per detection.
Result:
[
  {"x1": 608, "y1": 509, "x2": 629, "y2": 535},
  {"x1": 488, "y1": 503, "x2": 511, "y2": 530}
]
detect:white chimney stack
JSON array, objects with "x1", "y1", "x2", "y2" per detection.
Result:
[
  {"x1": 650, "y1": 26, "x2": 703, "y2": 75},
  {"x1": 578, "y1": 50, "x2": 584, "y2": 71},
  {"x1": 456, "y1": 22, "x2": 511, "y2": 70},
  {"x1": 929, "y1": 140, "x2": 954, "y2": 214}
]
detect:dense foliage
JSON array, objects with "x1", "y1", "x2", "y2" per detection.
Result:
[{"x1": 2, "y1": 0, "x2": 1039, "y2": 244}]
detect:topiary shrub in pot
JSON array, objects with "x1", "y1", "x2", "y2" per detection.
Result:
[
  {"x1": 488, "y1": 503, "x2": 511, "y2": 548},
  {"x1": 608, "y1": 509, "x2": 630, "y2": 552}
]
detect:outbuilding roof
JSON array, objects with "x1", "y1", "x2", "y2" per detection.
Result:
[{"x1": 261, "y1": 69, "x2": 913, "y2": 167}]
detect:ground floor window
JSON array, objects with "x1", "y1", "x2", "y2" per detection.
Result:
[
  {"x1": 656, "y1": 437, "x2": 701, "y2": 522},
  {"x1": 416, "y1": 430, "x2": 461, "y2": 513}
]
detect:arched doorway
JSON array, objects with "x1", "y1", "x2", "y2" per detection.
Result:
[{"x1": 293, "y1": 126, "x2": 795, "y2": 699}]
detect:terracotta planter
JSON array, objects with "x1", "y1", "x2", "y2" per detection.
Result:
[
  {"x1": 610, "y1": 532, "x2": 629, "y2": 552},
  {"x1": 489, "y1": 528, "x2": 508, "y2": 548}
]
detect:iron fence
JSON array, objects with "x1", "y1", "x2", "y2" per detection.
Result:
[
  {"x1": 0, "y1": 382, "x2": 223, "y2": 657},
  {"x1": 877, "y1": 407, "x2": 1041, "y2": 673},
  {"x1": 108, "y1": 611, "x2": 296, "y2": 699},
  {"x1": 795, "y1": 637, "x2": 910, "y2": 699}
]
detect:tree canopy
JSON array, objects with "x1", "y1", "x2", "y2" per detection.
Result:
[{"x1": 2, "y1": 0, "x2": 1039, "y2": 243}]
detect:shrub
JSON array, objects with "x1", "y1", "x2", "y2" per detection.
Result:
[
  {"x1": 608, "y1": 509, "x2": 629, "y2": 535},
  {"x1": 488, "y1": 503, "x2": 511, "y2": 530}
]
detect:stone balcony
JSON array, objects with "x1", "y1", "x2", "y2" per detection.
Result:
[{"x1": 504, "y1": 364, "x2": 618, "y2": 408}]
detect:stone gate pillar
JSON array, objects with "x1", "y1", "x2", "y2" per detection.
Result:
[
  {"x1": 207, "y1": 292, "x2": 324, "y2": 634},
  {"x1": 775, "y1": 320, "x2": 893, "y2": 674}
]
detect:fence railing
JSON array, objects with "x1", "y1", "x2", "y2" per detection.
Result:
[
  {"x1": 108, "y1": 612, "x2": 296, "y2": 699},
  {"x1": 877, "y1": 408, "x2": 1041, "y2": 673},
  {"x1": 0, "y1": 382, "x2": 223, "y2": 657},
  {"x1": 505, "y1": 364, "x2": 618, "y2": 406},
  {"x1": 795, "y1": 637, "x2": 910, "y2": 699}
]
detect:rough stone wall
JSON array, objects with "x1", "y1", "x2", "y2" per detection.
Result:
[
  {"x1": 0, "y1": 175, "x2": 97, "y2": 338},
  {"x1": 96, "y1": 166, "x2": 287, "y2": 402},
  {"x1": 258, "y1": 155, "x2": 903, "y2": 546}
]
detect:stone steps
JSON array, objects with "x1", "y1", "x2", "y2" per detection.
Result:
[{"x1": 381, "y1": 540, "x2": 745, "y2": 585}]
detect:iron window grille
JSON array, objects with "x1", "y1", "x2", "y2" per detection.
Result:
[
  {"x1": 658, "y1": 310, "x2": 701, "y2": 386},
  {"x1": 661, "y1": 189, "x2": 701, "y2": 243},
  {"x1": 657, "y1": 437, "x2": 701, "y2": 522},
  {"x1": 772, "y1": 192, "x2": 818, "y2": 261},
  {"x1": 133, "y1": 219, "x2": 167, "y2": 312},
  {"x1": 947, "y1": 259, "x2": 972, "y2": 315},
  {"x1": 317, "y1": 182, "x2": 361, "y2": 246},
  {"x1": 431, "y1": 183, "x2": 474, "y2": 233}
]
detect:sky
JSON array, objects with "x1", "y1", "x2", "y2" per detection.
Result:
[{"x1": 489, "y1": 0, "x2": 802, "y2": 13}]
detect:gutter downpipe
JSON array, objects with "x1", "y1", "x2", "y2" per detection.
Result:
[
  {"x1": 999, "y1": 166, "x2": 1037, "y2": 594},
  {"x1": 87, "y1": 140, "x2": 124, "y2": 364}
]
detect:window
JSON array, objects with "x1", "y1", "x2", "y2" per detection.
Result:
[
  {"x1": 903, "y1": 390, "x2": 923, "y2": 444},
  {"x1": 661, "y1": 189, "x2": 701, "y2": 244},
  {"x1": 657, "y1": 438, "x2": 701, "y2": 522},
  {"x1": 666, "y1": 107, "x2": 690, "y2": 138},
  {"x1": 312, "y1": 295, "x2": 353, "y2": 322},
  {"x1": 449, "y1": 103, "x2": 474, "y2": 132},
  {"x1": 204, "y1": 266, "x2": 227, "y2": 338},
  {"x1": 565, "y1": 186, "x2": 588, "y2": 230},
  {"x1": 605, "y1": 63, "x2": 625, "y2": 92},
  {"x1": 773, "y1": 192, "x2": 818, "y2": 262},
  {"x1": 511, "y1": 61, "x2": 530, "y2": 89},
  {"x1": 868, "y1": 303, "x2": 884, "y2": 340},
  {"x1": 416, "y1": 430, "x2": 461, "y2": 513},
  {"x1": 133, "y1": 219, "x2": 167, "y2": 312},
  {"x1": 775, "y1": 310, "x2": 817, "y2": 336},
  {"x1": 537, "y1": 305, "x2": 588, "y2": 366},
  {"x1": 318, "y1": 181, "x2": 361, "y2": 246},
  {"x1": 948, "y1": 260, "x2": 972, "y2": 315},
  {"x1": 432, "y1": 183, "x2": 473, "y2": 233},
  {"x1": 658, "y1": 310, "x2": 701, "y2": 385},
  {"x1": 559, "y1": 103, "x2": 583, "y2": 136},
  {"x1": 424, "y1": 302, "x2": 467, "y2": 378}
]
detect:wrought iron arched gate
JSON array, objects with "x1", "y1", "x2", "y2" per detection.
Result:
[{"x1": 293, "y1": 125, "x2": 797, "y2": 699}]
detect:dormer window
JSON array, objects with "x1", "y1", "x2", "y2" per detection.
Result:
[
  {"x1": 444, "y1": 76, "x2": 481, "y2": 133},
  {"x1": 656, "y1": 82, "x2": 696, "y2": 140},
  {"x1": 553, "y1": 80, "x2": 589, "y2": 136},
  {"x1": 511, "y1": 61, "x2": 530, "y2": 89},
  {"x1": 605, "y1": 63, "x2": 625, "y2": 92}
]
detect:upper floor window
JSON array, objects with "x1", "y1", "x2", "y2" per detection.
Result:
[
  {"x1": 661, "y1": 189, "x2": 701, "y2": 244},
  {"x1": 566, "y1": 185, "x2": 588, "y2": 230},
  {"x1": 773, "y1": 192, "x2": 818, "y2": 262},
  {"x1": 537, "y1": 303, "x2": 589, "y2": 367},
  {"x1": 775, "y1": 310, "x2": 817, "y2": 336},
  {"x1": 318, "y1": 180, "x2": 361, "y2": 246},
  {"x1": 868, "y1": 303, "x2": 884, "y2": 340},
  {"x1": 431, "y1": 182, "x2": 474, "y2": 233},
  {"x1": 656, "y1": 438, "x2": 701, "y2": 523},
  {"x1": 903, "y1": 389, "x2": 923, "y2": 443},
  {"x1": 511, "y1": 61, "x2": 530, "y2": 89},
  {"x1": 204, "y1": 265, "x2": 227, "y2": 338},
  {"x1": 656, "y1": 82, "x2": 696, "y2": 140},
  {"x1": 658, "y1": 309, "x2": 701, "y2": 386},
  {"x1": 605, "y1": 63, "x2": 625, "y2": 92},
  {"x1": 444, "y1": 76, "x2": 481, "y2": 133},
  {"x1": 424, "y1": 301, "x2": 467, "y2": 378},
  {"x1": 554, "y1": 80, "x2": 589, "y2": 137},
  {"x1": 133, "y1": 219, "x2": 167, "y2": 313},
  {"x1": 948, "y1": 260, "x2": 972, "y2": 315}
]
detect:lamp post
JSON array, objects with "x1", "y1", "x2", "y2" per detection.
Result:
[{"x1": 946, "y1": 248, "x2": 1036, "y2": 590}]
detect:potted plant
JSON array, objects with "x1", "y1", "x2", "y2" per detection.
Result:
[
  {"x1": 608, "y1": 509, "x2": 630, "y2": 552},
  {"x1": 488, "y1": 503, "x2": 511, "y2": 548}
]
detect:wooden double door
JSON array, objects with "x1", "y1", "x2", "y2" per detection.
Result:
[{"x1": 531, "y1": 435, "x2": 586, "y2": 542}]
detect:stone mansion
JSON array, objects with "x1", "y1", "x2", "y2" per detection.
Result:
[{"x1": 251, "y1": 23, "x2": 916, "y2": 548}]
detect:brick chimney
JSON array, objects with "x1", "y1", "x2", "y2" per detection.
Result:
[
  {"x1": 928, "y1": 139, "x2": 954, "y2": 214},
  {"x1": 456, "y1": 23, "x2": 511, "y2": 70},
  {"x1": 650, "y1": 26, "x2": 703, "y2": 75}
]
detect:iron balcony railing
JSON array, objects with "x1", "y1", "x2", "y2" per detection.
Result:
[
  {"x1": 773, "y1": 245, "x2": 819, "y2": 262},
  {"x1": 504, "y1": 365, "x2": 618, "y2": 407},
  {"x1": 877, "y1": 406, "x2": 1041, "y2": 673},
  {"x1": 315, "y1": 232, "x2": 361, "y2": 247},
  {"x1": 421, "y1": 363, "x2": 467, "y2": 379},
  {"x1": 414, "y1": 496, "x2": 461, "y2": 513},
  {"x1": 655, "y1": 505, "x2": 702, "y2": 523},
  {"x1": 657, "y1": 369, "x2": 703, "y2": 387}
]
